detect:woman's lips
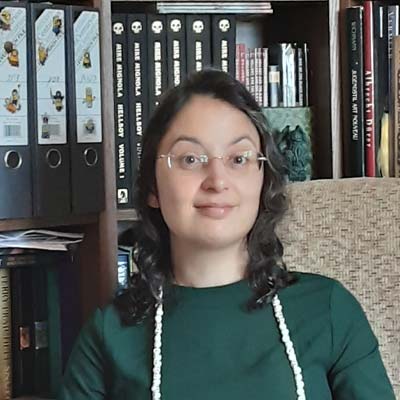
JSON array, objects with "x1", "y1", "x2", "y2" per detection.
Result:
[{"x1": 194, "y1": 204, "x2": 235, "y2": 219}]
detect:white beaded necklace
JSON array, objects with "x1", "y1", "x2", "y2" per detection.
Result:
[{"x1": 151, "y1": 289, "x2": 306, "y2": 400}]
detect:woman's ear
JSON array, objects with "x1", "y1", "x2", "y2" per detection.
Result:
[{"x1": 147, "y1": 192, "x2": 160, "y2": 208}]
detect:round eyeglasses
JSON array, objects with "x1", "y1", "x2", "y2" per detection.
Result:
[{"x1": 156, "y1": 150, "x2": 267, "y2": 174}]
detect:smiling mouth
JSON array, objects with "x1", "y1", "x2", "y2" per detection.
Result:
[{"x1": 194, "y1": 205, "x2": 235, "y2": 219}]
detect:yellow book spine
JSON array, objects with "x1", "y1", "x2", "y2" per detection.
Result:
[{"x1": 0, "y1": 268, "x2": 12, "y2": 400}]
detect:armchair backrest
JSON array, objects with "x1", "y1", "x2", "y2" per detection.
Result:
[{"x1": 278, "y1": 178, "x2": 400, "y2": 396}]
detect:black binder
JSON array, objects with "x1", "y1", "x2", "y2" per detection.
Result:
[
  {"x1": 66, "y1": 6, "x2": 104, "y2": 214},
  {"x1": 0, "y1": 2, "x2": 32, "y2": 219},
  {"x1": 28, "y1": 3, "x2": 71, "y2": 217}
]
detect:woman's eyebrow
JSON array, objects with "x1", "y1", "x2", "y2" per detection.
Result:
[
  {"x1": 230, "y1": 135, "x2": 258, "y2": 148},
  {"x1": 170, "y1": 136, "x2": 203, "y2": 147}
]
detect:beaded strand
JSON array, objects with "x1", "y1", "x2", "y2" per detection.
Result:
[
  {"x1": 271, "y1": 295, "x2": 306, "y2": 400},
  {"x1": 151, "y1": 291, "x2": 306, "y2": 400}
]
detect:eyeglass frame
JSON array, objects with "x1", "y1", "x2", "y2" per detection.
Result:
[{"x1": 156, "y1": 150, "x2": 268, "y2": 172}]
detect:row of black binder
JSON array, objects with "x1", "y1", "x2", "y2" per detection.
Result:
[
  {"x1": 112, "y1": 12, "x2": 236, "y2": 208},
  {"x1": 0, "y1": 2, "x2": 104, "y2": 219}
]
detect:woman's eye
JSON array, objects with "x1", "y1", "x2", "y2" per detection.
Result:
[
  {"x1": 233, "y1": 154, "x2": 248, "y2": 165},
  {"x1": 178, "y1": 154, "x2": 200, "y2": 169},
  {"x1": 183, "y1": 155, "x2": 197, "y2": 164}
]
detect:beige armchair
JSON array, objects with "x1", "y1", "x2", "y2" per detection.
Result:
[{"x1": 278, "y1": 177, "x2": 400, "y2": 397}]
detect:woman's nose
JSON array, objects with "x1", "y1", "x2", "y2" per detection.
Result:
[{"x1": 200, "y1": 157, "x2": 229, "y2": 192}]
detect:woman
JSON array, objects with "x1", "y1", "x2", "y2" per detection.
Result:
[{"x1": 58, "y1": 69, "x2": 395, "y2": 399}]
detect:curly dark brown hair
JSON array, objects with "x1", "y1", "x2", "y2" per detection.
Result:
[{"x1": 114, "y1": 69, "x2": 296, "y2": 325}]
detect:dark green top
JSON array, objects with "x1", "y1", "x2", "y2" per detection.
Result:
[{"x1": 58, "y1": 273, "x2": 395, "y2": 399}]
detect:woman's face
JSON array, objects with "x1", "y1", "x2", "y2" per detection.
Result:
[{"x1": 149, "y1": 95, "x2": 264, "y2": 249}]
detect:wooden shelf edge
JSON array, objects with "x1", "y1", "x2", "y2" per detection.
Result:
[{"x1": 0, "y1": 213, "x2": 99, "y2": 232}]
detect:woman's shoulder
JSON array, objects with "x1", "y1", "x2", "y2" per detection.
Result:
[{"x1": 281, "y1": 271, "x2": 364, "y2": 315}]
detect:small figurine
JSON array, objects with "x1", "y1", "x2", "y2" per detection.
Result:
[
  {"x1": 4, "y1": 86, "x2": 21, "y2": 114},
  {"x1": 0, "y1": 9, "x2": 11, "y2": 30},
  {"x1": 50, "y1": 89, "x2": 64, "y2": 112},
  {"x1": 4, "y1": 41, "x2": 19, "y2": 67},
  {"x1": 52, "y1": 16, "x2": 62, "y2": 35},
  {"x1": 84, "y1": 119, "x2": 95, "y2": 134},
  {"x1": 38, "y1": 43, "x2": 48, "y2": 65},
  {"x1": 275, "y1": 125, "x2": 312, "y2": 182},
  {"x1": 41, "y1": 114, "x2": 50, "y2": 139},
  {"x1": 83, "y1": 87, "x2": 95, "y2": 108},
  {"x1": 82, "y1": 51, "x2": 91, "y2": 68}
]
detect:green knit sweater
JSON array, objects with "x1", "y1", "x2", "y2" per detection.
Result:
[{"x1": 58, "y1": 272, "x2": 395, "y2": 399}]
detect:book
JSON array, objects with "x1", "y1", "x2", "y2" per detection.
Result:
[
  {"x1": 112, "y1": 13, "x2": 134, "y2": 208},
  {"x1": 186, "y1": 14, "x2": 211, "y2": 73},
  {"x1": 11, "y1": 267, "x2": 34, "y2": 397},
  {"x1": 127, "y1": 13, "x2": 148, "y2": 193},
  {"x1": 211, "y1": 15, "x2": 235, "y2": 76},
  {"x1": 363, "y1": 0, "x2": 376, "y2": 177},
  {"x1": 147, "y1": 14, "x2": 168, "y2": 113},
  {"x1": 0, "y1": 268, "x2": 11, "y2": 400},
  {"x1": 156, "y1": 2, "x2": 273, "y2": 14},
  {"x1": 166, "y1": 14, "x2": 186, "y2": 88},
  {"x1": 392, "y1": 35, "x2": 400, "y2": 177},
  {"x1": 345, "y1": 6, "x2": 365, "y2": 177}
]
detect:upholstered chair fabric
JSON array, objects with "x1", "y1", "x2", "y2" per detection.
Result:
[{"x1": 278, "y1": 177, "x2": 400, "y2": 396}]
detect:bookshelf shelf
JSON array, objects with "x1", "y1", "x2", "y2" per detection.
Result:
[{"x1": 0, "y1": 214, "x2": 99, "y2": 232}]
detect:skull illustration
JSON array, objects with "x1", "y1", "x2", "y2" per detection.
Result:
[
  {"x1": 113, "y1": 22, "x2": 124, "y2": 35},
  {"x1": 152, "y1": 20, "x2": 163, "y2": 34},
  {"x1": 170, "y1": 18, "x2": 181, "y2": 33},
  {"x1": 218, "y1": 18, "x2": 230, "y2": 33},
  {"x1": 193, "y1": 20, "x2": 204, "y2": 34},
  {"x1": 131, "y1": 20, "x2": 142, "y2": 34}
]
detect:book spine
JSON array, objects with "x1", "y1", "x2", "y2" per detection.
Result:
[
  {"x1": 363, "y1": 1, "x2": 376, "y2": 177},
  {"x1": 249, "y1": 48, "x2": 255, "y2": 98},
  {"x1": 346, "y1": 6, "x2": 365, "y2": 177},
  {"x1": 46, "y1": 265, "x2": 62, "y2": 398},
  {"x1": 245, "y1": 47, "x2": 250, "y2": 89},
  {"x1": 269, "y1": 65, "x2": 280, "y2": 108},
  {"x1": 127, "y1": 14, "x2": 148, "y2": 194},
  {"x1": 392, "y1": 36, "x2": 400, "y2": 177},
  {"x1": 303, "y1": 43, "x2": 310, "y2": 106},
  {"x1": 31, "y1": 267, "x2": 49, "y2": 396},
  {"x1": 112, "y1": 13, "x2": 134, "y2": 208},
  {"x1": 297, "y1": 45, "x2": 304, "y2": 107},
  {"x1": 147, "y1": 14, "x2": 168, "y2": 114},
  {"x1": 388, "y1": 5, "x2": 399, "y2": 176},
  {"x1": 11, "y1": 268, "x2": 34, "y2": 397},
  {"x1": 167, "y1": 14, "x2": 187, "y2": 88},
  {"x1": 262, "y1": 48, "x2": 269, "y2": 107},
  {"x1": 0, "y1": 269, "x2": 12, "y2": 400},
  {"x1": 235, "y1": 43, "x2": 240, "y2": 81},
  {"x1": 186, "y1": 14, "x2": 211, "y2": 73},
  {"x1": 282, "y1": 43, "x2": 296, "y2": 107},
  {"x1": 373, "y1": 2, "x2": 387, "y2": 177},
  {"x1": 254, "y1": 48, "x2": 260, "y2": 102},
  {"x1": 211, "y1": 15, "x2": 236, "y2": 76}
]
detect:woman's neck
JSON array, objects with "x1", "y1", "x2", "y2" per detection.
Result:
[{"x1": 170, "y1": 237, "x2": 248, "y2": 288}]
